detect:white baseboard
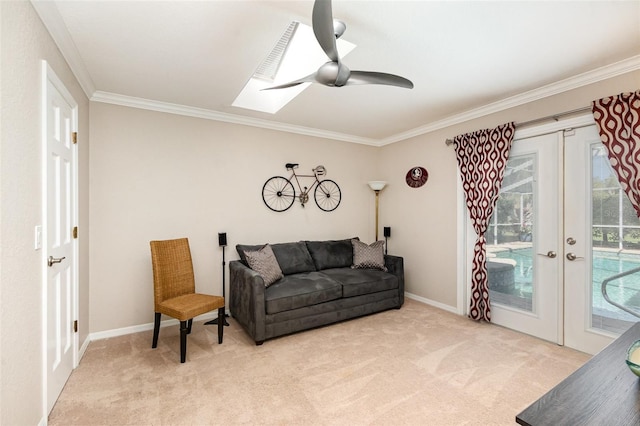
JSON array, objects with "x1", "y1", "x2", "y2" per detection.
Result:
[
  {"x1": 38, "y1": 416, "x2": 47, "y2": 426},
  {"x1": 89, "y1": 311, "x2": 217, "y2": 341},
  {"x1": 88, "y1": 296, "x2": 458, "y2": 343},
  {"x1": 79, "y1": 334, "x2": 90, "y2": 360},
  {"x1": 405, "y1": 292, "x2": 461, "y2": 315}
]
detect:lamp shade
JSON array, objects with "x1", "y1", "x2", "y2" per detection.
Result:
[{"x1": 368, "y1": 181, "x2": 387, "y2": 191}]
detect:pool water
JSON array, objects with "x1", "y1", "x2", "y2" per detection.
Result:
[{"x1": 492, "y1": 248, "x2": 640, "y2": 324}]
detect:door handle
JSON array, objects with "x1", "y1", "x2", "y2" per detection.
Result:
[
  {"x1": 48, "y1": 256, "x2": 66, "y2": 267},
  {"x1": 566, "y1": 253, "x2": 584, "y2": 261},
  {"x1": 537, "y1": 251, "x2": 557, "y2": 258}
]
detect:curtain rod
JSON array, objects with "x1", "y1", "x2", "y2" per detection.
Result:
[{"x1": 444, "y1": 105, "x2": 592, "y2": 146}]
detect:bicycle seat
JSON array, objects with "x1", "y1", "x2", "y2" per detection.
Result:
[{"x1": 285, "y1": 163, "x2": 299, "y2": 170}]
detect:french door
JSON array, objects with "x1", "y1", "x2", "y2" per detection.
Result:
[
  {"x1": 564, "y1": 125, "x2": 640, "y2": 354},
  {"x1": 485, "y1": 131, "x2": 562, "y2": 344},
  {"x1": 468, "y1": 116, "x2": 639, "y2": 354}
]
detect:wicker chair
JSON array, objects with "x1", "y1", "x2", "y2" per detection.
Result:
[{"x1": 150, "y1": 238, "x2": 225, "y2": 363}]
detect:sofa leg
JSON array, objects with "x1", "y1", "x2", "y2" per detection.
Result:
[{"x1": 255, "y1": 341, "x2": 264, "y2": 346}]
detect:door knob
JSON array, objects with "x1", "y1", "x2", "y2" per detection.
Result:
[
  {"x1": 537, "y1": 251, "x2": 557, "y2": 258},
  {"x1": 566, "y1": 253, "x2": 584, "y2": 261},
  {"x1": 566, "y1": 237, "x2": 576, "y2": 245},
  {"x1": 47, "y1": 256, "x2": 66, "y2": 267}
]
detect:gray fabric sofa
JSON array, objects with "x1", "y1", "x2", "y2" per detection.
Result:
[{"x1": 229, "y1": 238, "x2": 404, "y2": 345}]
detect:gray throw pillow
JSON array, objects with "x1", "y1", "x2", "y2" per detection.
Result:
[
  {"x1": 244, "y1": 244, "x2": 284, "y2": 287},
  {"x1": 351, "y1": 239, "x2": 387, "y2": 271}
]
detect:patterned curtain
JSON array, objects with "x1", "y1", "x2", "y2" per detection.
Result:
[
  {"x1": 454, "y1": 122, "x2": 516, "y2": 321},
  {"x1": 592, "y1": 90, "x2": 640, "y2": 217}
]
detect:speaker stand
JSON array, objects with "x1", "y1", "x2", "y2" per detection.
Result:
[{"x1": 205, "y1": 245, "x2": 229, "y2": 326}]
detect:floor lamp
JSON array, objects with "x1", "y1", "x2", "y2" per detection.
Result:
[
  {"x1": 368, "y1": 181, "x2": 386, "y2": 241},
  {"x1": 205, "y1": 232, "x2": 230, "y2": 326}
]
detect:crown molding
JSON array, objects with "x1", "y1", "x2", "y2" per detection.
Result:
[
  {"x1": 31, "y1": 0, "x2": 95, "y2": 99},
  {"x1": 379, "y1": 54, "x2": 640, "y2": 146},
  {"x1": 94, "y1": 55, "x2": 639, "y2": 147},
  {"x1": 90, "y1": 91, "x2": 379, "y2": 146}
]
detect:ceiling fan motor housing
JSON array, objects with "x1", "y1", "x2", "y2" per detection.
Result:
[{"x1": 316, "y1": 61, "x2": 350, "y2": 87}]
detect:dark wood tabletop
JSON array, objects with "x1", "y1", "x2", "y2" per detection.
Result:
[{"x1": 516, "y1": 322, "x2": 640, "y2": 426}]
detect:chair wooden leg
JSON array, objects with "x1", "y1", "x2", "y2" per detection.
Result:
[
  {"x1": 187, "y1": 318, "x2": 193, "y2": 334},
  {"x1": 217, "y1": 307, "x2": 224, "y2": 344},
  {"x1": 152, "y1": 312, "x2": 161, "y2": 348},
  {"x1": 180, "y1": 320, "x2": 188, "y2": 363}
]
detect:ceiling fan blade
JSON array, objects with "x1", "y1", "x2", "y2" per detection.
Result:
[
  {"x1": 312, "y1": 0, "x2": 340, "y2": 62},
  {"x1": 346, "y1": 71, "x2": 414, "y2": 89},
  {"x1": 261, "y1": 73, "x2": 316, "y2": 90}
]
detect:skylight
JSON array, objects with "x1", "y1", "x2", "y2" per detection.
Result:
[{"x1": 232, "y1": 21, "x2": 356, "y2": 114}]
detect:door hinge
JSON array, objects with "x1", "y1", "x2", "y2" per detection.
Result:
[
  {"x1": 73, "y1": 320, "x2": 78, "y2": 333},
  {"x1": 72, "y1": 131, "x2": 78, "y2": 144},
  {"x1": 72, "y1": 226, "x2": 78, "y2": 239}
]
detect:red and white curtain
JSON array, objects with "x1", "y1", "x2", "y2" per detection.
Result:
[
  {"x1": 592, "y1": 90, "x2": 640, "y2": 218},
  {"x1": 454, "y1": 122, "x2": 516, "y2": 321}
]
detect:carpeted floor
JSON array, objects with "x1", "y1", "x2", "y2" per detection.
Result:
[{"x1": 49, "y1": 299, "x2": 589, "y2": 425}]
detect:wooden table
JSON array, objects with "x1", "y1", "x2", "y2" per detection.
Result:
[{"x1": 516, "y1": 322, "x2": 640, "y2": 425}]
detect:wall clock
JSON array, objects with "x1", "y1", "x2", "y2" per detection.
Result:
[{"x1": 405, "y1": 166, "x2": 428, "y2": 188}]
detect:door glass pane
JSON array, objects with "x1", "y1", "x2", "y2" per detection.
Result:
[
  {"x1": 592, "y1": 145, "x2": 640, "y2": 333},
  {"x1": 486, "y1": 154, "x2": 535, "y2": 312}
]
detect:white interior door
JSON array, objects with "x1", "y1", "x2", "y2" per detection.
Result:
[{"x1": 43, "y1": 63, "x2": 78, "y2": 414}]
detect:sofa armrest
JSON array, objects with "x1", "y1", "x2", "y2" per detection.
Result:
[
  {"x1": 385, "y1": 255, "x2": 404, "y2": 306},
  {"x1": 229, "y1": 260, "x2": 267, "y2": 344}
]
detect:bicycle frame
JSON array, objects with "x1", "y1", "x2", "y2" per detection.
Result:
[{"x1": 288, "y1": 170, "x2": 320, "y2": 197}]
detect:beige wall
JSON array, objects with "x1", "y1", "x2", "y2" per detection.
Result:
[
  {"x1": 89, "y1": 103, "x2": 379, "y2": 332},
  {"x1": 379, "y1": 69, "x2": 640, "y2": 309},
  {"x1": 0, "y1": 1, "x2": 90, "y2": 425}
]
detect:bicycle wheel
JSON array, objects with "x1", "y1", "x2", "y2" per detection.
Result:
[
  {"x1": 314, "y1": 179, "x2": 341, "y2": 212},
  {"x1": 262, "y1": 176, "x2": 295, "y2": 212}
]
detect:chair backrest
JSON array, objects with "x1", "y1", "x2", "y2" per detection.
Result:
[{"x1": 150, "y1": 238, "x2": 196, "y2": 309}]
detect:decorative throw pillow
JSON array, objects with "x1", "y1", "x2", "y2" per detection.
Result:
[
  {"x1": 351, "y1": 239, "x2": 387, "y2": 271},
  {"x1": 244, "y1": 244, "x2": 284, "y2": 287}
]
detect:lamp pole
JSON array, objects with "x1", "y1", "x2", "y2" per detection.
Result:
[
  {"x1": 368, "y1": 181, "x2": 387, "y2": 241},
  {"x1": 374, "y1": 190, "x2": 381, "y2": 241}
]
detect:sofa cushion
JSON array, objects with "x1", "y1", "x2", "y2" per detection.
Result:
[
  {"x1": 236, "y1": 242, "x2": 316, "y2": 275},
  {"x1": 321, "y1": 267, "x2": 398, "y2": 298},
  {"x1": 305, "y1": 238, "x2": 357, "y2": 270},
  {"x1": 244, "y1": 244, "x2": 283, "y2": 287},
  {"x1": 351, "y1": 239, "x2": 387, "y2": 271},
  {"x1": 264, "y1": 272, "x2": 342, "y2": 314},
  {"x1": 270, "y1": 242, "x2": 316, "y2": 275}
]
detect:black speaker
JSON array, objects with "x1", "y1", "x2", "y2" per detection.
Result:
[
  {"x1": 383, "y1": 227, "x2": 391, "y2": 238},
  {"x1": 218, "y1": 232, "x2": 227, "y2": 247}
]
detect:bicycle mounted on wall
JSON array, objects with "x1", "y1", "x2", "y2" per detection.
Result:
[{"x1": 262, "y1": 163, "x2": 341, "y2": 212}]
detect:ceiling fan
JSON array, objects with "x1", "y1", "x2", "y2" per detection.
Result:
[{"x1": 264, "y1": 0, "x2": 413, "y2": 90}]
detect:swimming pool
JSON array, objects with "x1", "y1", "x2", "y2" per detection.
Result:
[{"x1": 491, "y1": 247, "x2": 640, "y2": 325}]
